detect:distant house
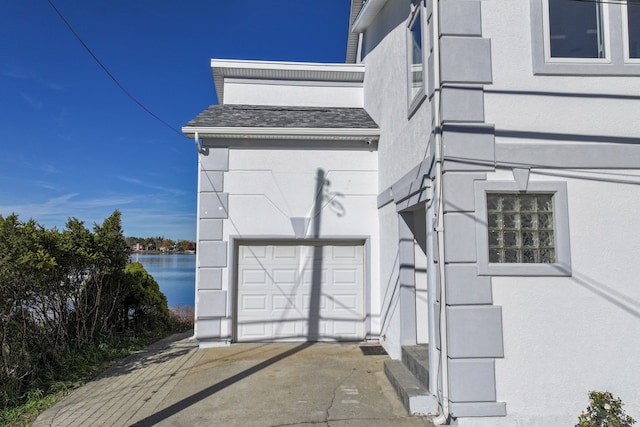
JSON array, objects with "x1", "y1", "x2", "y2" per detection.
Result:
[
  {"x1": 183, "y1": 1, "x2": 640, "y2": 425},
  {"x1": 131, "y1": 243, "x2": 145, "y2": 252}
]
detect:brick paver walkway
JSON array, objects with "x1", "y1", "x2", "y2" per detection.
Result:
[{"x1": 33, "y1": 332, "x2": 201, "y2": 427}]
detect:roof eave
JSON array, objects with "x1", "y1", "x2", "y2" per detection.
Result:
[
  {"x1": 182, "y1": 126, "x2": 380, "y2": 141},
  {"x1": 351, "y1": 0, "x2": 389, "y2": 33}
]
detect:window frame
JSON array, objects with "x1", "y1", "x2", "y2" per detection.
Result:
[
  {"x1": 531, "y1": 0, "x2": 640, "y2": 75},
  {"x1": 475, "y1": 180, "x2": 572, "y2": 276},
  {"x1": 542, "y1": 0, "x2": 610, "y2": 63},
  {"x1": 407, "y1": 1, "x2": 427, "y2": 115},
  {"x1": 623, "y1": 0, "x2": 640, "y2": 63}
]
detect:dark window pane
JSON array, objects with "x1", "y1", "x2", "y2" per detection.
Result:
[
  {"x1": 548, "y1": 0, "x2": 604, "y2": 58},
  {"x1": 522, "y1": 232, "x2": 537, "y2": 248},
  {"x1": 521, "y1": 214, "x2": 535, "y2": 230},
  {"x1": 520, "y1": 195, "x2": 536, "y2": 211},
  {"x1": 504, "y1": 231, "x2": 518, "y2": 247},
  {"x1": 523, "y1": 249, "x2": 539, "y2": 263},
  {"x1": 488, "y1": 230, "x2": 501, "y2": 246},
  {"x1": 505, "y1": 249, "x2": 520, "y2": 263},
  {"x1": 409, "y1": 11, "x2": 423, "y2": 99},
  {"x1": 502, "y1": 195, "x2": 517, "y2": 211},
  {"x1": 629, "y1": 3, "x2": 640, "y2": 58},
  {"x1": 487, "y1": 194, "x2": 502, "y2": 211},
  {"x1": 541, "y1": 249, "x2": 556, "y2": 263},
  {"x1": 503, "y1": 213, "x2": 518, "y2": 229},
  {"x1": 488, "y1": 213, "x2": 501, "y2": 228},
  {"x1": 538, "y1": 213, "x2": 554, "y2": 229}
]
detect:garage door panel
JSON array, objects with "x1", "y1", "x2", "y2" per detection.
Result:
[
  {"x1": 331, "y1": 294, "x2": 359, "y2": 311},
  {"x1": 302, "y1": 270, "x2": 327, "y2": 284},
  {"x1": 241, "y1": 245, "x2": 267, "y2": 260},
  {"x1": 239, "y1": 322, "x2": 267, "y2": 338},
  {"x1": 333, "y1": 320, "x2": 359, "y2": 335},
  {"x1": 332, "y1": 245, "x2": 359, "y2": 259},
  {"x1": 271, "y1": 320, "x2": 297, "y2": 338},
  {"x1": 273, "y1": 246, "x2": 298, "y2": 259},
  {"x1": 240, "y1": 294, "x2": 268, "y2": 311},
  {"x1": 242, "y1": 269, "x2": 268, "y2": 285},
  {"x1": 272, "y1": 269, "x2": 297, "y2": 284},
  {"x1": 272, "y1": 294, "x2": 298, "y2": 311},
  {"x1": 332, "y1": 268, "x2": 359, "y2": 285},
  {"x1": 302, "y1": 294, "x2": 328, "y2": 310},
  {"x1": 237, "y1": 243, "x2": 364, "y2": 342}
]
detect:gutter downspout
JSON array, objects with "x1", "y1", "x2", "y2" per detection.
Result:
[
  {"x1": 430, "y1": 0, "x2": 450, "y2": 424},
  {"x1": 191, "y1": 131, "x2": 202, "y2": 341},
  {"x1": 194, "y1": 131, "x2": 205, "y2": 154}
]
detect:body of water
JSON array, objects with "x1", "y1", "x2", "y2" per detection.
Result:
[{"x1": 131, "y1": 253, "x2": 196, "y2": 308}]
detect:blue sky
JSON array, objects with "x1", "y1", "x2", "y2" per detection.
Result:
[{"x1": 0, "y1": 1, "x2": 351, "y2": 241}]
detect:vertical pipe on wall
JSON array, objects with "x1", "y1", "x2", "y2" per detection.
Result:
[
  {"x1": 430, "y1": 0, "x2": 450, "y2": 424},
  {"x1": 193, "y1": 132, "x2": 202, "y2": 340}
]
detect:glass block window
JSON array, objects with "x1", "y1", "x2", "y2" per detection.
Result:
[{"x1": 486, "y1": 193, "x2": 555, "y2": 264}]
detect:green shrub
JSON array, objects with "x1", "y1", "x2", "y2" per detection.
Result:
[
  {"x1": 577, "y1": 391, "x2": 636, "y2": 427},
  {"x1": 0, "y1": 211, "x2": 174, "y2": 414}
]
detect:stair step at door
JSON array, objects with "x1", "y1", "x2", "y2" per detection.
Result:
[
  {"x1": 383, "y1": 359, "x2": 438, "y2": 416},
  {"x1": 402, "y1": 344, "x2": 429, "y2": 389}
]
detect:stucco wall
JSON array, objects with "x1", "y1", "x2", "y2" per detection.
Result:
[
  {"x1": 196, "y1": 145, "x2": 380, "y2": 343},
  {"x1": 223, "y1": 81, "x2": 364, "y2": 107},
  {"x1": 362, "y1": 0, "x2": 433, "y2": 191},
  {"x1": 483, "y1": 1, "x2": 640, "y2": 141},
  {"x1": 360, "y1": 0, "x2": 435, "y2": 361},
  {"x1": 459, "y1": 169, "x2": 640, "y2": 426}
]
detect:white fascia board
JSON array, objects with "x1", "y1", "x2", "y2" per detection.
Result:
[
  {"x1": 351, "y1": 0, "x2": 389, "y2": 33},
  {"x1": 210, "y1": 59, "x2": 365, "y2": 74},
  {"x1": 182, "y1": 126, "x2": 380, "y2": 140}
]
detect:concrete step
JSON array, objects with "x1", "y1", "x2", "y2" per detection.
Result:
[
  {"x1": 402, "y1": 344, "x2": 429, "y2": 389},
  {"x1": 384, "y1": 359, "x2": 439, "y2": 416}
]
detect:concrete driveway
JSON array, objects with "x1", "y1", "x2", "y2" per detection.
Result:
[{"x1": 34, "y1": 333, "x2": 430, "y2": 426}]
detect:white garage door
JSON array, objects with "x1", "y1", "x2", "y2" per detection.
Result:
[{"x1": 236, "y1": 243, "x2": 365, "y2": 342}]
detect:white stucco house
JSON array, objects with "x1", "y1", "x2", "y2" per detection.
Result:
[{"x1": 182, "y1": 1, "x2": 640, "y2": 425}]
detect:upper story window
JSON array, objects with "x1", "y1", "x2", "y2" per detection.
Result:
[
  {"x1": 531, "y1": 0, "x2": 640, "y2": 75},
  {"x1": 409, "y1": 9, "x2": 423, "y2": 98},
  {"x1": 625, "y1": 1, "x2": 640, "y2": 59},
  {"x1": 407, "y1": 1, "x2": 426, "y2": 114},
  {"x1": 547, "y1": 0, "x2": 605, "y2": 59}
]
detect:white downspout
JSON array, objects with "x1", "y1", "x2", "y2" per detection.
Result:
[
  {"x1": 194, "y1": 131, "x2": 204, "y2": 154},
  {"x1": 430, "y1": 0, "x2": 450, "y2": 424},
  {"x1": 191, "y1": 131, "x2": 202, "y2": 341}
]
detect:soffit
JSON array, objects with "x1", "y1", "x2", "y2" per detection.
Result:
[
  {"x1": 351, "y1": 0, "x2": 389, "y2": 33},
  {"x1": 346, "y1": 0, "x2": 365, "y2": 64}
]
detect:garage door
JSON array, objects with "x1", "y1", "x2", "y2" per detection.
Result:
[{"x1": 236, "y1": 243, "x2": 365, "y2": 342}]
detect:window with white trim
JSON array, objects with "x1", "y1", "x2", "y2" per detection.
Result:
[
  {"x1": 547, "y1": 0, "x2": 605, "y2": 59},
  {"x1": 407, "y1": 1, "x2": 426, "y2": 113},
  {"x1": 475, "y1": 181, "x2": 571, "y2": 276},
  {"x1": 531, "y1": 0, "x2": 640, "y2": 74}
]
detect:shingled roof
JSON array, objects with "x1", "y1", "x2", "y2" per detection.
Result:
[{"x1": 184, "y1": 104, "x2": 378, "y2": 130}]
